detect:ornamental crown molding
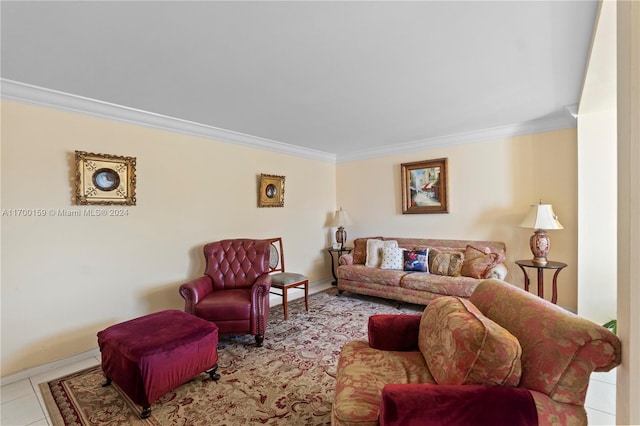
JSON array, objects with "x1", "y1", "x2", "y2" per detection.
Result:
[
  {"x1": 2, "y1": 79, "x2": 576, "y2": 164},
  {"x1": 0, "y1": 79, "x2": 337, "y2": 163},
  {"x1": 337, "y1": 109, "x2": 577, "y2": 163}
]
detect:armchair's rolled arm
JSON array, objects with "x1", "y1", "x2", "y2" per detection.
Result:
[
  {"x1": 368, "y1": 314, "x2": 422, "y2": 351},
  {"x1": 380, "y1": 384, "x2": 537, "y2": 426},
  {"x1": 179, "y1": 276, "x2": 213, "y2": 314},
  {"x1": 251, "y1": 274, "x2": 271, "y2": 315},
  {"x1": 251, "y1": 274, "x2": 272, "y2": 335},
  {"x1": 339, "y1": 253, "x2": 354, "y2": 265},
  {"x1": 251, "y1": 273, "x2": 272, "y2": 302}
]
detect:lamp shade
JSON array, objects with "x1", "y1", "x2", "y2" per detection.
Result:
[
  {"x1": 519, "y1": 204, "x2": 563, "y2": 230},
  {"x1": 332, "y1": 208, "x2": 352, "y2": 227}
]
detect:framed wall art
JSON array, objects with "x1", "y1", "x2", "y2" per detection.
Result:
[
  {"x1": 401, "y1": 158, "x2": 449, "y2": 214},
  {"x1": 74, "y1": 151, "x2": 137, "y2": 205},
  {"x1": 258, "y1": 173, "x2": 285, "y2": 207}
]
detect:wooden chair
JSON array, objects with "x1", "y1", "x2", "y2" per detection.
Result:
[{"x1": 265, "y1": 237, "x2": 309, "y2": 320}]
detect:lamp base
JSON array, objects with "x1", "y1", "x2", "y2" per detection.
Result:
[
  {"x1": 335, "y1": 227, "x2": 347, "y2": 250},
  {"x1": 530, "y1": 229, "x2": 550, "y2": 266}
]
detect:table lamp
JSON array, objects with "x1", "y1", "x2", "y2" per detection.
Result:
[
  {"x1": 332, "y1": 208, "x2": 352, "y2": 250},
  {"x1": 519, "y1": 201, "x2": 563, "y2": 266}
]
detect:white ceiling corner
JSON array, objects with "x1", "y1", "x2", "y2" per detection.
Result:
[{"x1": 0, "y1": 1, "x2": 597, "y2": 162}]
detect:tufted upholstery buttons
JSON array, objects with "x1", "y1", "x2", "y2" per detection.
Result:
[{"x1": 204, "y1": 239, "x2": 271, "y2": 290}]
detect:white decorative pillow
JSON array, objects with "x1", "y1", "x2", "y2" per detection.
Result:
[
  {"x1": 380, "y1": 247, "x2": 405, "y2": 270},
  {"x1": 366, "y1": 239, "x2": 399, "y2": 267}
]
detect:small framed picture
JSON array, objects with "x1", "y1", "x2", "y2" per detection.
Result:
[
  {"x1": 74, "y1": 151, "x2": 137, "y2": 205},
  {"x1": 401, "y1": 158, "x2": 449, "y2": 214},
  {"x1": 258, "y1": 174, "x2": 285, "y2": 207}
]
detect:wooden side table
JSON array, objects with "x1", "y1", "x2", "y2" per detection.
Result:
[
  {"x1": 515, "y1": 259, "x2": 567, "y2": 304},
  {"x1": 327, "y1": 247, "x2": 353, "y2": 286}
]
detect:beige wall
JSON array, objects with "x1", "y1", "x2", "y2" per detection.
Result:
[
  {"x1": 1, "y1": 100, "x2": 336, "y2": 376},
  {"x1": 337, "y1": 129, "x2": 578, "y2": 309},
  {"x1": 577, "y1": 0, "x2": 617, "y2": 324},
  {"x1": 0, "y1": 100, "x2": 580, "y2": 378},
  {"x1": 576, "y1": 110, "x2": 617, "y2": 323}
]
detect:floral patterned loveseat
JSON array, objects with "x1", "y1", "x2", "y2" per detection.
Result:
[
  {"x1": 337, "y1": 237, "x2": 508, "y2": 305},
  {"x1": 331, "y1": 279, "x2": 622, "y2": 426}
]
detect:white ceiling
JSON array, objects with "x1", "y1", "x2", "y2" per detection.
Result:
[{"x1": 1, "y1": 1, "x2": 598, "y2": 161}]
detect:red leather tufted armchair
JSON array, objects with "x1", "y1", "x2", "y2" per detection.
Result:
[{"x1": 179, "y1": 239, "x2": 272, "y2": 347}]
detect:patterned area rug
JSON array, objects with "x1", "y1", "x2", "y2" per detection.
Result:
[{"x1": 40, "y1": 288, "x2": 424, "y2": 425}]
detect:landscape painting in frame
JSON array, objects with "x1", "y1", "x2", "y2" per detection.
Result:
[{"x1": 401, "y1": 158, "x2": 449, "y2": 214}]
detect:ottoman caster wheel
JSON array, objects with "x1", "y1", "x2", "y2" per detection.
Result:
[
  {"x1": 101, "y1": 377, "x2": 112, "y2": 387},
  {"x1": 206, "y1": 365, "x2": 221, "y2": 381},
  {"x1": 141, "y1": 407, "x2": 151, "y2": 419}
]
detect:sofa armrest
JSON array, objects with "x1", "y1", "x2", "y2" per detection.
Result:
[
  {"x1": 380, "y1": 383, "x2": 538, "y2": 426},
  {"x1": 339, "y1": 253, "x2": 354, "y2": 265},
  {"x1": 368, "y1": 314, "x2": 422, "y2": 351},
  {"x1": 179, "y1": 276, "x2": 213, "y2": 314}
]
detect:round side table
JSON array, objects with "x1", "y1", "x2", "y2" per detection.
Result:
[
  {"x1": 515, "y1": 259, "x2": 567, "y2": 304},
  {"x1": 327, "y1": 247, "x2": 353, "y2": 286}
]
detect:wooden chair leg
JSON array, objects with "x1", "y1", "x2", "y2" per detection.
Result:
[
  {"x1": 282, "y1": 287, "x2": 289, "y2": 320},
  {"x1": 304, "y1": 281, "x2": 309, "y2": 311}
]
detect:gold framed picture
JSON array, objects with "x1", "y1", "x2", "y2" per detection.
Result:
[
  {"x1": 258, "y1": 174, "x2": 285, "y2": 207},
  {"x1": 74, "y1": 151, "x2": 137, "y2": 205},
  {"x1": 401, "y1": 158, "x2": 449, "y2": 214}
]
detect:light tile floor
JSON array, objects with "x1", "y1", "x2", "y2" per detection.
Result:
[
  {"x1": 0, "y1": 355, "x2": 618, "y2": 426},
  {"x1": 585, "y1": 369, "x2": 618, "y2": 425},
  {"x1": 1, "y1": 355, "x2": 101, "y2": 426}
]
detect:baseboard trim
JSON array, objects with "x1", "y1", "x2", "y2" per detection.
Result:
[
  {"x1": 1, "y1": 278, "x2": 334, "y2": 386},
  {"x1": 0, "y1": 347, "x2": 101, "y2": 387}
]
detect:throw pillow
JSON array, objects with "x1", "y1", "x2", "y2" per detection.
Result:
[
  {"x1": 366, "y1": 239, "x2": 398, "y2": 267},
  {"x1": 418, "y1": 296, "x2": 522, "y2": 387},
  {"x1": 403, "y1": 249, "x2": 429, "y2": 272},
  {"x1": 461, "y1": 245, "x2": 503, "y2": 279},
  {"x1": 380, "y1": 247, "x2": 405, "y2": 270},
  {"x1": 430, "y1": 249, "x2": 464, "y2": 276},
  {"x1": 353, "y1": 237, "x2": 382, "y2": 264}
]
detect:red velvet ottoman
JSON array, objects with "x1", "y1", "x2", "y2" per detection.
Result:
[{"x1": 97, "y1": 309, "x2": 220, "y2": 419}]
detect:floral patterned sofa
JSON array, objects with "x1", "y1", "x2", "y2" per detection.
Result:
[
  {"x1": 337, "y1": 237, "x2": 508, "y2": 305},
  {"x1": 331, "y1": 279, "x2": 622, "y2": 426}
]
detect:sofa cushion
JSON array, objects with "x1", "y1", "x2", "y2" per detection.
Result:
[
  {"x1": 366, "y1": 239, "x2": 399, "y2": 267},
  {"x1": 461, "y1": 245, "x2": 504, "y2": 279},
  {"x1": 418, "y1": 296, "x2": 522, "y2": 386},
  {"x1": 429, "y1": 249, "x2": 464, "y2": 276},
  {"x1": 332, "y1": 340, "x2": 434, "y2": 425},
  {"x1": 380, "y1": 247, "x2": 405, "y2": 270},
  {"x1": 399, "y1": 274, "x2": 482, "y2": 298},
  {"x1": 338, "y1": 264, "x2": 407, "y2": 287},
  {"x1": 403, "y1": 249, "x2": 429, "y2": 272}
]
